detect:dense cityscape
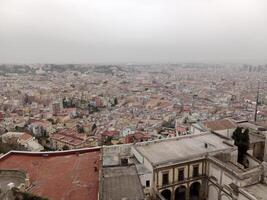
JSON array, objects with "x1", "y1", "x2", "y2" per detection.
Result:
[
  {"x1": 1, "y1": 63, "x2": 267, "y2": 200},
  {"x1": 0, "y1": 64, "x2": 266, "y2": 151}
]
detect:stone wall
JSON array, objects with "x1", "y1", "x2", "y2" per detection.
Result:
[{"x1": 102, "y1": 143, "x2": 133, "y2": 166}]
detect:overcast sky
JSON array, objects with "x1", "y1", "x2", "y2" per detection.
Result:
[{"x1": 0, "y1": 0, "x2": 266, "y2": 64}]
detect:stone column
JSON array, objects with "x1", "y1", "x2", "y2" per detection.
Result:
[{"x1": 264, "y1": 132, "x2": 267, "y2": 162}]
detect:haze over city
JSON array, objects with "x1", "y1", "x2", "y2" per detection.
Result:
[{"x1": 1, "y1": 0, "x2": 267, "y2": 64}]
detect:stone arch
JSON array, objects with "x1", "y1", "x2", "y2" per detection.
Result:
[
  {"x1": 208, "y1": 184, "x2": 219, "y2": 200},
  {"x1": 189, "y1": 181, "x2": 201, "y2": 200},
  {"x1": 175, "y1": 185, "x2": 187, "y2": 200},
  {"x1": 161, "y1": 189, "x2": 172, "y2": 200},
  {"x1": 189, "y1": 180, "x2": 201, "y2": 187}
]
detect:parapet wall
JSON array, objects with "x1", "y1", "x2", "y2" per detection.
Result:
[
  {"x1": 0, "y1": 170, "x2": 26, "y2": 180},
  {"x1": 102, "y1": 144, "x2": 133, "y2": 166},
  {"x1": 103, "y1": 143, "x2": 133, "y2": 156}
]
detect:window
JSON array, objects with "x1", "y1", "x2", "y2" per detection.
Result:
[
  {"x1": 178, "y1": 168, "x2": 184, "y2": 181},
  {"x1": 193, "y1": 165, "x2": 199, "y2": 177},
  {"x1": 146, "y1": 180, "x2": 150, "y2": 187},
  {"x1": 162, "y1": 173, "x2": 169, "y2": 185}
]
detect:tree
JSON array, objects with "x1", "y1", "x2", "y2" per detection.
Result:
[
  {"x1": 0, "y1": 138, "x2": 28, "y2": 154},
  {"x1": 110, "y1": 97, "x2": 118, "y2": 107},
  {"x1": 183, "y1": 116, "x2": 188, "y2": 124},
  {"x1": 92, "y1": 123, "x2": 97, "y2": 132},
  {"x1": 162, "y1": 120, "x2": 175, "y2": 129},
  {"x1": 232, "y1": 127, "x2": 250, "y2": 164},
  {"x1": 104, "y1": 136, "x2": 113, "y2": 145},
  {"x1": 11, "y1": 188, "x2": 49, "y2": 200},
  {"x1": 114, "y1": 97, "x2": 118, "y2": 105},
  {"x1": 62, "y1": 145, "x2": 69, "y2": 150},
  {"x1": 88, "y1": 105, "x2": 99, "y2": 113},
  {"x1": 62, "y1": 97, "x2": 67, "y2": 108},
  {"x1": 76, "y1": 124, "x2": 84, "y2": 133}
]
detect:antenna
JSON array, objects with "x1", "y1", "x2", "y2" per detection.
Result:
[{"x1": 254, "y1": 81, "x2": 260, "y2": 122}]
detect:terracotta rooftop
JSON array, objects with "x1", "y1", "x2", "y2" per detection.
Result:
[
  {"x1": 0, "y1": 148, "x2": 101, "y2": 200},
  {"x1": 18, "y1": 133, "x2": 33, "y2": 141},
  {"x1": 101, "y1": 130, "x2": 119, "y2": 137},
  {"x1": 50, "y1": 128, "x2": 87, "y2": 146},
  {"x1": 51, "y1": 133, "x2": 85, "y2": 146}
]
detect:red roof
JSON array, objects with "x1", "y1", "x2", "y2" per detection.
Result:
[
  {"x1": 176, "y1": 126, "x2": 187, "y2": 133},
  {"x1": 0, "y1": 111, "x2": 3, "y2": 120},
  {"x1": 0, "y1": 148, "x2": 100, "y2": 200},
  {"x1": 134, "y1": 132, "x2": 150, "y2": 141},
  {"x1": 183, "y1": 105, "x2": 191, "y2": 112},
  {"x1": 18, "y1": 133, "x2": 33, "y2": 141},
  {"x1": 101, "y1": 130, "x2": 119, "y2": 137},
  {"x1": 50, "y1": 129, "x2": 88, "y2": 146}
]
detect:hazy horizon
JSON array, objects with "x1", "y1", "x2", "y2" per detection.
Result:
[{"x1": 1, "y1": 0, "x2": 267, "y2": 64}]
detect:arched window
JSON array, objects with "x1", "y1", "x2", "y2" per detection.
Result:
[
  {"x1": 189, "y1": 182, "x2": 201, "y2": 200},
  {"x1": 161, "y1": 189, "x2": 172, "y2": 200}
]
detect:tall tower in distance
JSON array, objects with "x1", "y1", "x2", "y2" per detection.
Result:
[{"x1": 254, "y1": 81, "x2": 260, "y2": 122}]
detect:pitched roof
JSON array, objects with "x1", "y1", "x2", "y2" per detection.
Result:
[{"x1": 18, "y1": 133, "x2": 33, "y2": 141}]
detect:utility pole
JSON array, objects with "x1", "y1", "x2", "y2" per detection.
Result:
[{"x1": 254, "y1": 81, "x2": 260, "y2": 122}]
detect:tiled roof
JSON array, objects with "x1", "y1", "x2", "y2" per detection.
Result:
[
  {"x1": 0, "y1": 148, "x2": 100, "y2": 200},
  {"x1": 18, "y1": 133, "x2": 33, "y2": 141}
]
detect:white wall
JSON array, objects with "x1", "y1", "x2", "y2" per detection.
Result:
[{"x1": 208, "y1": 185, "x2": 219, "y2": 200}]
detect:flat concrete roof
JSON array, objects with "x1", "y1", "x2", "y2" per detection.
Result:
[
  {"x1": 240, "y1": 122, "x2": 265, "y2": 131},
  {"x1": 134, "y1": 133, "x2": 233, "y2": 166},
  {"x1": 243, "y1": 183, "x2": 267, "y2": 200},
  {"x1": 102, "y1": 165, "x2": 144, "y2": 200},
  {"x1": 249, "y1": 133, "x2": 265, "y2": 144}
]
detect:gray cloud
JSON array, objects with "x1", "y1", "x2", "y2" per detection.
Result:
[{"x1": 0, "y1": 0, "x2": 266, "y2": 64}]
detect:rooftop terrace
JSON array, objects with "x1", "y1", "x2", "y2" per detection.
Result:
[
  {"x1": 102, "y1": 165, "x2": 144, "y2": 200},
  {"x1": 134, "y1": 133, "x2": 234, "y2": 167}
]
